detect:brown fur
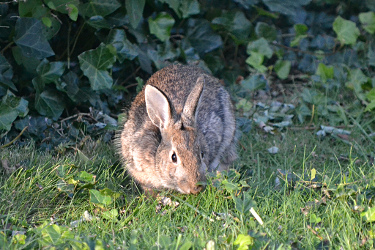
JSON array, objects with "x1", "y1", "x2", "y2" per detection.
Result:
[{"x1": 117, "y1": 64, "x2": 237, "y2": 194}]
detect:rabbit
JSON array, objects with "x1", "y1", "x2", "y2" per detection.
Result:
[{"x1": 118, "y1": 64, "x2": 237, "y2": 194}]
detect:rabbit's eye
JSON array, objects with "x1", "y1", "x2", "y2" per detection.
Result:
[
  {"x1": 171, "y1": 152, "x2": 177, "y2": 163},
  {"x1": 201, "y1": 151, "x2": 204, "y2": 159}
]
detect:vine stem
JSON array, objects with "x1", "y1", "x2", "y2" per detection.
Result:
[
  {"x1": 272, "y1": 41, "x2": 338, "y2": 57},
  {"x1": 119, "y1": 66, "x2": 141, "y2": 86},
  {"x1": 56, "y1": 21, "x2": 85, "y2": 61},
  {"x1": 0, "y1": 41, "x2": 14, "y2": 54},
  {"x1": 0, "y1": 126, "x2": 28, "y2": 149},
  {"x1": 67, "y1": 22, "x2": 71, "y2": 68},
  {"x1": 70, "y1": 22, "x2": 85, "y2": 58}
]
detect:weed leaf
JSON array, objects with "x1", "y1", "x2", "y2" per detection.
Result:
[{"x1": 90, "y1": 189, "x2": 112, "y2": 206}]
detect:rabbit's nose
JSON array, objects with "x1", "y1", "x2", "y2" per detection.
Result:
[{"x1": 191, "y1": 184, "x2": 204, "y2": 194}]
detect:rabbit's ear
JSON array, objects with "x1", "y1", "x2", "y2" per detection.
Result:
[
  {"x1": 182, "y1": 76, "x2": 204, "y2": 125},
  {"x1": 145, "y1": 85, "x2": 172, "y2": 129}
]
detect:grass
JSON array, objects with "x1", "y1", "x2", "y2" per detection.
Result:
[{"x1": 1, "y1": 126, "x2": 375, "y2": 249}]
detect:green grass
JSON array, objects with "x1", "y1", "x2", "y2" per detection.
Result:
[{"x1": 1, "y1": 127, "x2": 375, "y2": 249}]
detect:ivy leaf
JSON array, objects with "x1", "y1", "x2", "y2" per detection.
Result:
[
  {"x1": 212, "y1": 10, "x2": 252, "y2": 44},
  {"x1": 147, "y1": 40, "x2": 178, "y2": 69},
  {"x1": 42, "y1": 17, "x2": 52, "y2": 27},
  {"x1": 368, "y1": 46, "x2": 375, "y2": 67},
  {"x1": 35, "y1": 89, "x2": 65, "y2": 120},
  {"x1": 186, "y1": 19, "x2": 223, "y2": 55},
  {"x1": 89, "y1": 189, "x2": 112, "y2": 207},
  {"x1": 44, "y1": 0, "x2": 80, "y2": 15},
  {"x1": 274, "y1": 60, "x2": 291, "y2": 79},
  {"x1": 80, "y1": 0, "x2": 121, "y2": 18},
  {"x1": 296, "y1": 104, "x2": 311, "y2": 123},
  {"x1": 67, "y1": 4, "x2": 79, "y2": 21},
  {"x1": 42, "y1": 16, "x2": 61, "y2": 40},
  {"x1": 36, "y1": 59, "x2": 65, "y2": 84},
  {"x1": 57, "y1": 71, "x2": 81, "y2": 101},
  {"x1": 0, "y1": 91, "x2": 29, "y2": 131},
  {"x1": 12, "y1": 47, "x2": 40, "y2": 74},
  {"x1": 254, "y1": 5, "x2": 279, "y2": 18},
  {"x1": 333, "y1": 16, "x2": 360, "y2": 45},
  {"x1": 359, "y1": 11, "x2": 375, "y2": 34},
  {"x1": 137, "y1": 47, "x2": 152, "y2": 74},
  {"x1": 0, "y1": 55, "x2": 16, "y2": 91},
  {"x1": 32, "y1": 77, "x2": 45, "y2": 94},
  {"x1": 106, "y1": 29, "x2": 138, "y2": 62},
  {"x1": 236, "y1": 99, "x2": 253, "y2": 114},
  {"x1": 78, "y1": 44, "x2": 116, "y2": 90},
  {"x1": 159, "y1": 0, "x2": 200, "y2": 19},
  {"x1": 345, "y1": 68, "x2": 368, "y2": 99},
  {"x1": 262, "y1": 0, "x2": 311, "y2": 17},
  {"x1": 291, "y1": 24, "x2": 308, "y2": 47},
  {"x1": 179, "y1": 0, "x2": 200, "y2": 18},
  {"x1": 14, "y1": 18, "x2": 55, "y2": 59},
  {"x1": 247, "y1": 38, "x2": 273, "y2": 59},
  {"x1": 19, "y1": 0, "x2": 48, "y2": 18},
  {"x1": 158, "y1": 0, "x2": 180, "y2": 17},
  {"x1": 241, "y1": 75, "x2": 267, "y2": 91},
  {"x1": 148, "y1": 12, "x2": 175, "y2": 42},
  {"x1": 126, "y1": 0, "x2": 145, "y2": 29},
  {"x1": 86, "y1": 16, "x2": 111, "y2": 30},
  {"x1": 246, "y1": 52, "x2": 267, "y2": 73},
  {"x1": 366, "y1": 88, "x2": 375, "y2": 102},
  {"x1": 232, "y1": 0, "x2": 259, "y2": 9},
  {"x1": 294, "y1": 23, "x2": 308, "y2": 35},
  {"x1": 301, "y1": 88, "x2": 324, "y2": 105},
  {"x1": 255, "y1": 22, "x2": 277, "y2": 41},
  {"x1": 316, "y1": 63, "x2": 334, "y2": 82}
]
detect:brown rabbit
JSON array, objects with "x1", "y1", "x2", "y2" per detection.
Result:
[{"x1": 118, "y1": 64, "x2": 237, "y2": 194}]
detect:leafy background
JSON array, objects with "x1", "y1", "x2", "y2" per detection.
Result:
[
  {"x1": 1, "y1": 0, "x2": 375, "y2": 148},
  {"x1": 2, "y1": 0, "x2": 375, "y2": 248}
]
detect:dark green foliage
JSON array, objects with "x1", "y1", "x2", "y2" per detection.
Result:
[{"x1": 0, "y1": 0, "x2": 374, "y2": 149}]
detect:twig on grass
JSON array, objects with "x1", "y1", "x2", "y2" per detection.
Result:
[
  {"x1": 307, "y1": 225, "x2": 323, "y2": 240},
  {"x1": 239, "y1": 141, "x2": 247, "y2": 151}
]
